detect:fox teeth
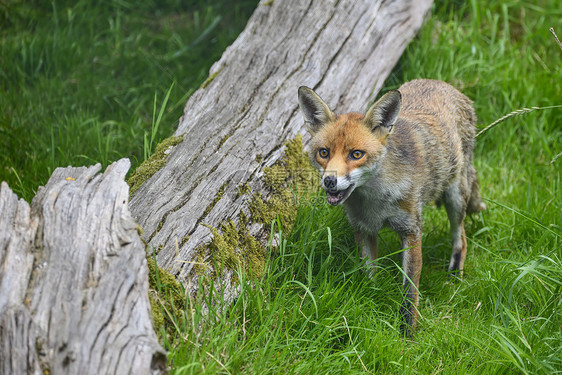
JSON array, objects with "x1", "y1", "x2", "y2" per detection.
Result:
[{"x1": 326, "y1": 187, "x2": 350, "y2": 205}]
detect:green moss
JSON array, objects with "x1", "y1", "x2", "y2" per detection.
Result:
[
  {"x1": 237, "y1": 212, "x2": 265, "y2": 277},
  {"x1": 251, "y1": 135, "x2": 319, "y2": 232},
  {"x1": 146, "y1": 257, "x2": 185, "y2": 339},
  {"x1": 148, "y1": 292, "x2": 164, "y2": 336},
  {"x1": 202, "y1": 182, "x2": 228, "y2": 218},
  {"x1": 203, "y1": 214, "x2": 266, "y2": 280},
  {"x1": 263, "y1": 135, "x2": 319, "y2": 194},
  {"x1": 204, "y1": 221, "x2": 239, "y2": 275},
  {"x1": 127, "y1": 135, "x2": 184, "y2": 196},
  {"x1": 136, "y1": 224, "x2": 148, "y2": 249},
  {"x1": 200, "y1": 67, "x2": 223, "y2": 89},
  {"x1": 179, "y1": 235, "x2": 190, "y2": 248},
  {"x1": 249, "y1": 190, "x2": 298, "y2": 233},
  {"x1": 218, "y1": 133, "x2": 231, "y2": 148},
  {"x1": 193, "y1": 245, "x2": 208, "y2": 277},
  {"x1": 235, "y1": 182, "x2": 251, "y2": 199},
  {"x1": 197, "y1": 135, "x2": 317, "y2": 282}
]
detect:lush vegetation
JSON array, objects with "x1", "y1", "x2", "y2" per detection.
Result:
[
  {"x1": 2, "y1": 0, "x2": 560, "y2": 374},
  {"x1": 1, "y1": 0, "x2": 257, "y2": 200}
]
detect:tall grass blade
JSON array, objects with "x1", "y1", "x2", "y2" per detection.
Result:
[{"x1": 476, "y1": 105, "x2": 562, "y2": 138}]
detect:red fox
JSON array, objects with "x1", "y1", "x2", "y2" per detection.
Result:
[{"x1": 298, "y1": 79, "x2": 486, "y2": 334}]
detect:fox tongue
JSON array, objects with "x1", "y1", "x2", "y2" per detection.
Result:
[{"x1": 326, "y1": 190, "x2": 344, "y2": 205}]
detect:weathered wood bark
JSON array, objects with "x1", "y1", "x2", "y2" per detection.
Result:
[
  {"x1": 0, "y1": 159, "x2": 166, "y2": 375},
  {"x1": 130, "y1": 0, "x2": 433, "y2": 299}
]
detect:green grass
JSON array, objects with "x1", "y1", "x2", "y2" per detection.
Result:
[
  {"x1": 2, "y1": 0, "x2": 561, "y2": 374},
  {"x1": 0, "y1": 0, "x2": 257, "y2": 200}
]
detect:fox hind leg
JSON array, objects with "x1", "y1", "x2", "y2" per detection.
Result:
[
  {"x1": 466, "y1": 165, "x2": 486, "y2": 215},
  {"x1": 442, "y1": 182, "x2": 468, "y2": 276},
  {"x1": 399, "y1": 232, "x2": 423, "y2": 336}
]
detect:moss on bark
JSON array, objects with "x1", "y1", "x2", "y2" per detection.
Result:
[
  {"x1": 146, "y1": 257, "x2": 185, "y2": 339},
  {"x1": 127, "y1": 135, "x2": 184, "y2": 195},
  {"x1": 200, "y1": 135, "x2": 319, "y2": 281}
]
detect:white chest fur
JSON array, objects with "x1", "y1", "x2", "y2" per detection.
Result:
[{"x1": 343, "y1": 177, "x2": 417, "y2": 236}]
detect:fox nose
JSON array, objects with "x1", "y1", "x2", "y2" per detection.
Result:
[{"x1": 324, "y1": 176, "x2": 337, "y2": 190}]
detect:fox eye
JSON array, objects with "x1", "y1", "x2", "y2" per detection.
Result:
[
  {"x1": 318, "y1": 148, "x2": 329, "y2": 159},
  {"x1": 350, "y1": 150, "x2": 364, "y2": 160}
]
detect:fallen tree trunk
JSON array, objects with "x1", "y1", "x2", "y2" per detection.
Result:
[
  {"x1": 0, "y1": 159, "x2": 166, "y2": 375},
  {"x1": 129, "y1": 0, "x2": 433, "y2": 300}
]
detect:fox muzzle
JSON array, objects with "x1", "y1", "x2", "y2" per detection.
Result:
[{"x1": 323, "y1": 175, "x2": 337, "y2": 190}]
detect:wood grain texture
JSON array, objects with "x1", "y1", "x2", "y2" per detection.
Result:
[
  {"x1": 129, "y1": 0, "x2": 433, "y2": 299},
  {"x1": 0, "y1": 159, "x2": 166, "y2": 375}
]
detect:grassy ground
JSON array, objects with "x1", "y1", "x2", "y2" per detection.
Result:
[
  {"x1": 2, "y1": 0, "x2": 561, "y2": 374},
  {"x1": 1, "y1": 0, "x2": 257, "y2": 201}
]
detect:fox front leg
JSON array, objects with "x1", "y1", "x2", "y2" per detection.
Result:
[
  {"x1": 399, "y1": 232, "x2": 423, "y2": 336},
  {"x1": 355, "y1": 231, "x2": 379, "y2": 262},
  {"x1": 355, "y1": 231, "x2": 379, "y2": 278}
]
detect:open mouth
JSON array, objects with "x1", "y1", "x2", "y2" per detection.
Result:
[{"x1": 325, "y1": 184, "x2": 354, "y2": 206}]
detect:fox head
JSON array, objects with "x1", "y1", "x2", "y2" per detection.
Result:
[{"x1": 298, "y1": 86, "x2": 401, "y2": 205}]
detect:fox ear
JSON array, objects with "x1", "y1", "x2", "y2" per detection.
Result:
[
  {"x1": 298, "y1": 86, "x2": 335, "y2": 133},
  {"x1": 364, "y1": 90, "x2": 401, "y2": 135}
]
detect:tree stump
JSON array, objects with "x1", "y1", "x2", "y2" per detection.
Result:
[
  {"x1": 129, "y1": 0, "x2": 433, "y2": 301},
  {"x1": 0, "y1": 159, "x2": 166, "y2": 375}
]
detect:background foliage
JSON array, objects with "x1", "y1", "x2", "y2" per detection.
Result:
[{"x1": 1, "y1": 0, "x2": 258, "y2": 200}]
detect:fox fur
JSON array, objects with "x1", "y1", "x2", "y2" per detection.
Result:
[{"x1": 298, "y1": 79, "x2": 486, "y2": 335}]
